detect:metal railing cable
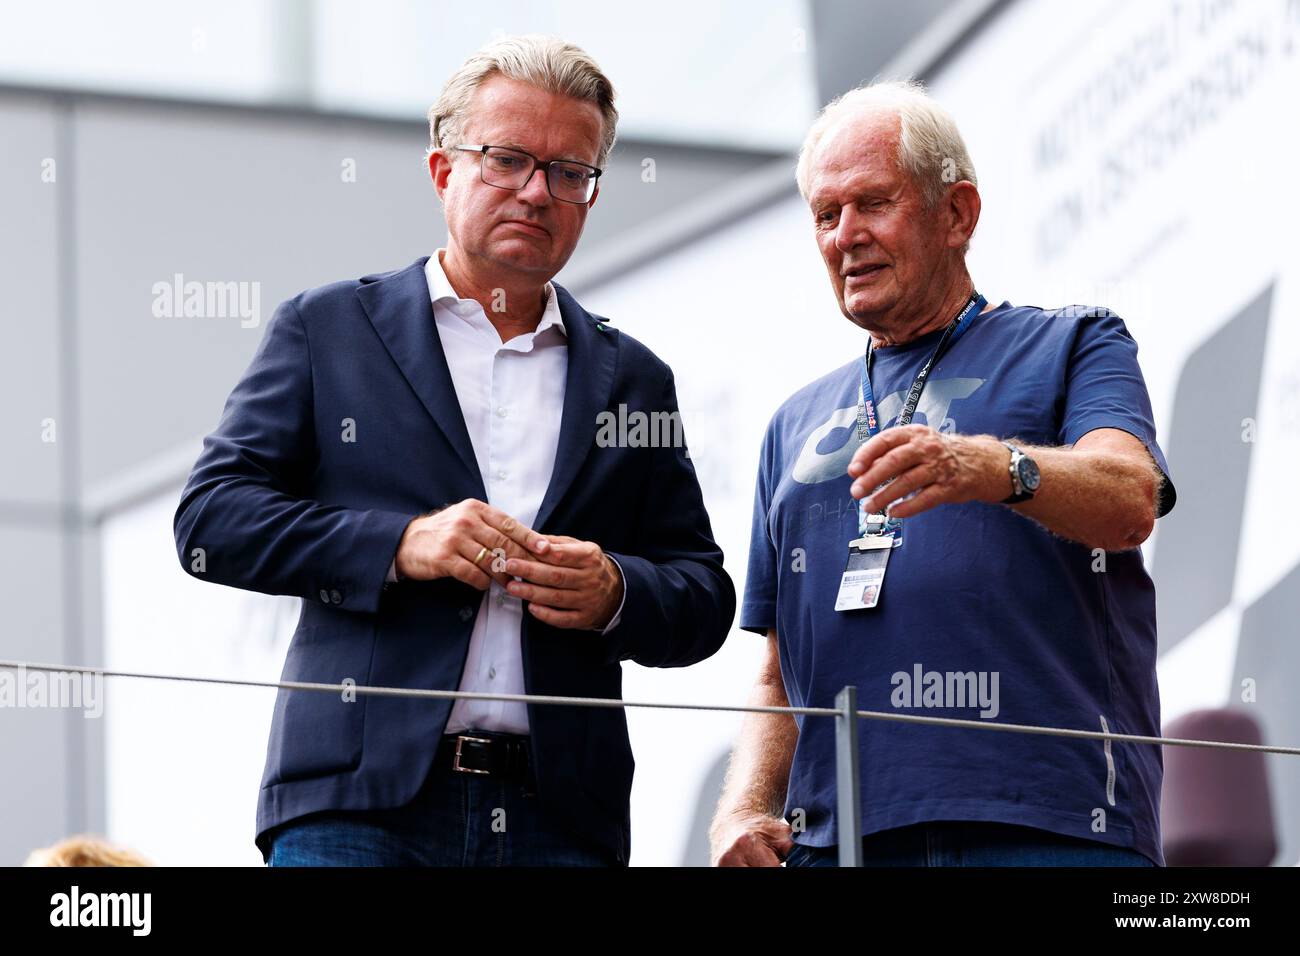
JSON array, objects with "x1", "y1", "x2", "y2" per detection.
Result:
[{"x1": 4, "y1": 658, "x2": 1295, "y2": 867}]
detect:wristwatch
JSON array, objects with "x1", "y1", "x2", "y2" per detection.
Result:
[{"x1": 1001, "y1": 442, "x2": 1040, "y2": 504}]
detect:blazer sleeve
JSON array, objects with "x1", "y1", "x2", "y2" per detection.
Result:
[
  {"x1": 601, "y1": 367, "x2": 736, "y2": 667},
  {"x1": 172, "y1": 296, "x2": 413, "y2": 615}
]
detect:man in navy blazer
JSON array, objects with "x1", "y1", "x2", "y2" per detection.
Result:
[{"x1": 173, "y1": 35, "x2": 734, "y2": 866}]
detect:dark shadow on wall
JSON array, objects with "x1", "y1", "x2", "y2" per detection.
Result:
[{"x1": 1152, "y1": 283, "x2": 1272, "y2": 653}]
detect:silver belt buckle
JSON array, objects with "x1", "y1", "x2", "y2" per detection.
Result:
[{"x1": 452, "y1": 734, "x2": 493, "y2": 774}]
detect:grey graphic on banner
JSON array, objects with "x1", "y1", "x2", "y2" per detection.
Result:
[
  {"x1": 1153, "y1": 282, "x2": 1300, "y2": 865},
  {"x1": 1152, "y1": 285, "x2": 1273, "y2": 653}
]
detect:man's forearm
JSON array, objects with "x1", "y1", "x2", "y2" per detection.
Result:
[
  {"x1": 713, "y1": 643, "x2": 798, "y2": 821},
  {"x1": 950, "y1": 429, "x2": 1161, "y2": 552}
]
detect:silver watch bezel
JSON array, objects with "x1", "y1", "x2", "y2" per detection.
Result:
[
  {"x1": 1003, "y1": 441, "x2": 1038, "y2": 499},
  {"x1": 1002, "y1": 442, "x2": 1020, "y2": 495}
]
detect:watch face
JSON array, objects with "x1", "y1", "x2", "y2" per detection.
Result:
[{"x1": 1019, "y1": 456, "x2": 1041, "y2": 491}]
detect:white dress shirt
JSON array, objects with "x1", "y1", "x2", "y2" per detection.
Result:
[{"x1": 387, "y1": 250, "x2": 623, "y2": 735}]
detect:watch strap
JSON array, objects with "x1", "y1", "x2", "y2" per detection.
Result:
[{"x1": 1001, "y1": 441, "x2": 1034, "y2": 504}]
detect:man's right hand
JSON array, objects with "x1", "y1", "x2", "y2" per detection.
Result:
[
  {"x1": 393, "y1": 499, "x2": 550, "y2": 590},
  {"x1": 710, "y1": 810, "x2": 795, "y2": 867}
]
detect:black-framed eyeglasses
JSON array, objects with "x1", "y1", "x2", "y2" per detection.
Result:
[{"x1": 455, "y1": 144, "x2": 602, "y2": 204}]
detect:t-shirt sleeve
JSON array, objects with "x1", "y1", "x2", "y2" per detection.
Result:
[
  {"x1": 739, "y1": 421, "x2": 779, "y2": 635},
  {"x1": 1058, "y1": 307, "x2": 1176, "y2": 518}
]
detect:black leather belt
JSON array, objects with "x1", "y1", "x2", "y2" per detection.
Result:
[{"x1": 435, "y1": 732, "x2": 532, "y2": 780}]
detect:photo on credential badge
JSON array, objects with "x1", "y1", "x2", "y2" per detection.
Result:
[{"x1": 835, "y1": 539, "x2": 892, "y2": 611}]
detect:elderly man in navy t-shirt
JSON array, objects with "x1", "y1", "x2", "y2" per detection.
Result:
[{"x1": 710, "y1": 79, "x2": 1176, "y2": 868}]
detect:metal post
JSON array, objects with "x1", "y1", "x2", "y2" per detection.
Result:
[{"x1": 835, "y1": 685, "x2": 862, "y2": 867}]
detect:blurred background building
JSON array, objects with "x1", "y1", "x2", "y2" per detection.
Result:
[{"x1": 2, "y1": 0, "x2": 1298, "y2": 866}]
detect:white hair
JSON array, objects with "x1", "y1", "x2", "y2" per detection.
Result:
[
  {"x1": 427, "y1": 34, "x2": 618, "y2": 168},
  {"x1": 795, "y1": 78, "x2": 977, "y2": 208}
]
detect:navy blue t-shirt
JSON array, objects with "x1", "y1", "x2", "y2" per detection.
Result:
[{"x1": 741, "y1": 302, "x2": 1175, "y2": 865}]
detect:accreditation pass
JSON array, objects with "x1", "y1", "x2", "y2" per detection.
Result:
[{"x1": 834, "y1": 534, "x2": 893, "y2": 611}]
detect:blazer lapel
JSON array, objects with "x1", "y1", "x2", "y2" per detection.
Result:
[
  {"x1": 534, "y1": 283, "x2": 617, "y2": 532},
  {"x1": 357, "y1": 257, "x2": 486, "y2": 500}
]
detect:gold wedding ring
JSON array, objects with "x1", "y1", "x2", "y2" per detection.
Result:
[{"x1": 473, "y1": 546, "x2": 490, "y2": 566}]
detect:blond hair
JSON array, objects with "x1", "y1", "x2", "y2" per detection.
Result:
[
  {"x1": 25, "y1": 834, "x2": 154, "y2": 867},
  {"x1": 427, "y1": 34, "x2": 618, "y2": 168}
]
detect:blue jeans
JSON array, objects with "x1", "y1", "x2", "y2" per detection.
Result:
[
  {"x1": 267, "y1": 756, "x2": 619, "y2": 867},
  {"x1": 785, "y1": 821, "x2": 1158, "y2": 867}
]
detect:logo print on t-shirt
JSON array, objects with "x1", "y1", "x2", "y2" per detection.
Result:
[{"x1": 791, "y1": 377, "x2": 984, "y2": 485}]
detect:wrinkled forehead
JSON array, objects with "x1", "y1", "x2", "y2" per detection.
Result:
[{"x1": 806, "y1": 110, "x2": 906, "y2": 201}]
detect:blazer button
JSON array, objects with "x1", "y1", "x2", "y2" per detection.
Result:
[
  {"x1": 330, "y1": 589, "x2": 343, "y2": 604},
  {"x1": 459, "y1": 606, "x2": 474, "y2": 622},
  {"x1": 319, "y1": 589, "x2": 330, "y2": 604}
]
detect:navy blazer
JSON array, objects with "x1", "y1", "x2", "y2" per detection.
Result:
[{"x1": 173, "y1": 257, "x2": 735, "y2": 863}]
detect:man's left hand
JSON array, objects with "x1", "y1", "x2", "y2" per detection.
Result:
[
  {"x1": 848, "y1": 425, "x2": 1008, "y2": 518},
  {"x1": 504, "y1": 536, "x2": 624, "y2": 631}
]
